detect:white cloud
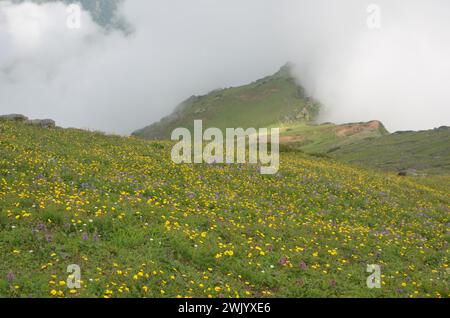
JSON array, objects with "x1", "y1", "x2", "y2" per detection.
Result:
[
  {"x1": 283, "y1": 0, "x2": 450, "y2": 131},
  {"x1": 0, "y1": 0, "x2": 449, "y2": 134}
]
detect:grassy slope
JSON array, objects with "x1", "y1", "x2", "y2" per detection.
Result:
[
  {"x1": 329, "y1": 127, "x2": 450, "y2": 174},
  {"x1": 132, "y1": 64, "x2": 449, "y2": 175},
  {"x1": 278, "y1": 122, "x2": 388, "y2": 154},
  {"x1": 132, "y1": 64, "x2": 321, "y2": 139},
  {"x1": 0, "y1": 121, "x2": 448, "y2": 298},
  {"x1": 278, "y1": 123, "x2": 450, "y2": 175}
]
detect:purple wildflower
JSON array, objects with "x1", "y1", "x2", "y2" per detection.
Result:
[
  {"x1": 82, "y1": 232, "x2": 89, "y2": 241},
  {"x1": 7, "y1": 271, "x2": 14, "y2": 282},
  {"x1": 299, "y1": 261, "x2": 307, "y2": 270},
  {"x1": 279, "y1": 257, "x2": 288, "y2": 266}
]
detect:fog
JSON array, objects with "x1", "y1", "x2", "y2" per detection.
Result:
[{"x1": 0, "y1": 0, "x2": 449, "y2": 134}]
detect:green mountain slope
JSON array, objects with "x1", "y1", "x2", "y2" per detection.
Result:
[
  {"x1": 0, "y1": 120, "x2": 449, "y2": 297},
  {"x1": 132, "y1": 63, "x2": 448, "y2": 175},
  {"x1": 132, "y1": 64, "x2": 321, "y2": 139},
  {"x1": 279, "y1": 120, "x2": 389, "y2": 154},
  {"x1": 279, "y1": 123, "x2": 449, "y2": 175},
  {"x1": 329, "y1": 126, "x2": 450, "y2": 174}
]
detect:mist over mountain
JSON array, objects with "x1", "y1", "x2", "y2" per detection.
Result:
[
  {"x1": 11, "y1": 0, "x2": 126, "y2": 28},
  {"x1": 133, "y1": 63, "x2": 322, "y2": 139},
  {"x1": 0, "y1": 0, "x2": 449, "y2": 134}
]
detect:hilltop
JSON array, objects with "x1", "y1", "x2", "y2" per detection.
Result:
[
  {"x1": 132, "y1": 64, "x2": 449, "y2": 175},
  {"x1": 132, "y1": 64, "x2": 389, "y2": 145},
  {"x1": 132, "y1": 64, "x2": 322, "y2": 139},
  {"x1": 131, "y1": 63, "x2": 391, "y2": 148},
  {"x1": 0, "y1": 120, "x2": 448, "y2": 297}
]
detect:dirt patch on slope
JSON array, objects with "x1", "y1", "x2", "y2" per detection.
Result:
[
  {"x1": 335, "y1": 120, "x2": 382, "y2": 137},
  {"x1": 279, "y1": 135, "x2": 306, "y2": 143}
]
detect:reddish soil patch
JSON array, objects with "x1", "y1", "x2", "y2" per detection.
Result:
[
  {"x1": 279, "y1": 135, "x2": 305, "y2": 143},
  {"x1": 335, "y1": 120, "x2": 382, "y2": 137}
]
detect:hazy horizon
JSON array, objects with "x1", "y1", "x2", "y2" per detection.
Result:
[{"x1": 1, "y1": 0, "x2": 449, "y2": 134}]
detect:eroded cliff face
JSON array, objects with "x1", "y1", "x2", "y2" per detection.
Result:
[{"x1": 334, "y1": 120, "x2": 388, "y2": 137}]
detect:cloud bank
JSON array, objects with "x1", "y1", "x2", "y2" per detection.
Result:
[{"x1": 0, "y1": 0, "x2": 449, "y2": 134}]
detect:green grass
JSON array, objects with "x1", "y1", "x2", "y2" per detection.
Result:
[
  {"x1": 276, "y1": 123, "x2": 449, "y2": 175},
  {"x1": 132, "y1": 64, "x2": 321, "y2": 139},
  {"x1": 329, "y1": 127, "x2": 450, "y2": 174},
  {"x1": 278, "y1": 122, "x2": 386, "y2": 153},
  {"x1": 0, "y1": 121, "x2": 448, "y2": 298}
]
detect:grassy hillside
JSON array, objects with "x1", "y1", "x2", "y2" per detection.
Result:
[
  {"x1": 132, "y1": 63, "x2": 449, "y2": 176},
  {"x1": 0, "y1": 121, "x2": 448, "y2": 298},
  {"x1": 278, "y1": 123, "x2": 449, "y2": 175},
  {"x1": 279, "y1": 121, "x2": 389, "y2": 154},
  {"x1": 132, "y1": 64, "x2": 321, "y2": 139},
  {"x1": 329, "y1": 126, "x2": 450, "y2": 174}
]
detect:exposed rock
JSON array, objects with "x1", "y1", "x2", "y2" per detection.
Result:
[
  {"x1": 335, "y1": 120, "x2": 387, "y2": 137},
  {"x1": 282, "y1": 107, "x2": 312, "y2": 123},
  {"x1": 26, "y1": 119, "x2": 56, "y2": 128},
  {"x1": 1, "y1": 114, "x2": 56, "y2": 128},
  {"x1": 194, "y1": 108, "x2": 206, "y2": 114},
  {"x1": 279, "y1": 135, "x2": 306, "y2": 143},
  {"x1": 398, "y1": 169, "x2": 419, "y2": 177},
  {"x1": 300, "y1": 107, "x2": 310, "y2": 121},
  {"x1": 0, "y1": 114, "x2": 29, "y2": 121}
]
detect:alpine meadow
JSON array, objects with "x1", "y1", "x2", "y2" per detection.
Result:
[{"x1": 0, "y1": 0, "x2": 449, "y2": 302}]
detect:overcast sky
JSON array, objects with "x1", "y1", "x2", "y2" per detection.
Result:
[{"x1": 0, "y1": 0, "x2": 449, "y2": 134}]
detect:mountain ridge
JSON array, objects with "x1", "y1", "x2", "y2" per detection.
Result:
[{"x1": 132, "y1": 63, "x2": 322, "y2": 139}]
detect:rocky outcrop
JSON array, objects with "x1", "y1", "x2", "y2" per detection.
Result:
[
  {"x1": 0, "y1": 114, "x2": 29, "y2": 121},
  {"x1": 0, "y1": 114, "x2": 56, "y2": 128},
  {"x1": 398, "y1": 169, "x2": 419, "y2": 177},
  {"x1": 282, "y1": 106, "x2": 313, "y2": 123},
  {"x1": 334, "y1": 120, "x2": 388, "y2": 137},
  {"x1": 26, "y1": 119, "x2": 56, "y2": 128}
]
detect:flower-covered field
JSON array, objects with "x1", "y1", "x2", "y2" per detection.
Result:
[{"x1": 0, "y1": 121, "x2": 448, "y2": 298}]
